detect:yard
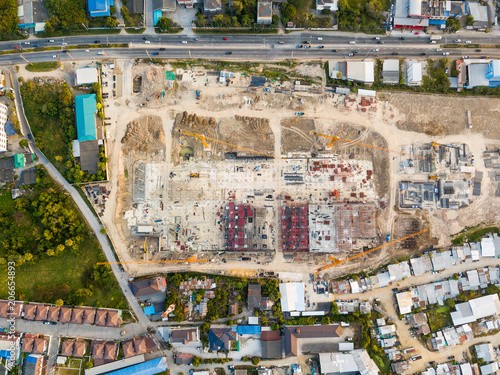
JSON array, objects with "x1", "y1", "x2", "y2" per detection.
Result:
[
  {"x1": 427, "y1": 307, "x2": 452, "y2": 332},
  {"x1": 26, "y1": 62, "x2": 61, "y2": 72},
  {"x1": 0, "y1": 170, "x2": 126, "y2": 309}
]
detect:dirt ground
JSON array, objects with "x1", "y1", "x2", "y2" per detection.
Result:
[
  {"x1": 121, "y1": 115, "x2": 166, "y2": 156},
  {"x1": 389, "y1": 92, "x2": 500, "y2": 139}
]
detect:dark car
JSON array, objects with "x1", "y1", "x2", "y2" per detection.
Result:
[
  {"x1": 160, "y1": 48, "x2": 166, "y2": 51},
  {"x1": 303, "y1": 40, "x2": 310, "y2": 44},
  {"x1": 392, "y1": 52, "x2": 399, "y2": 55},
  {"x1": 448, "y1": 356, "x2": 454, "y2": 360},
  {"x1": 94, "y1": 40, "x2": 100, "y2": 43},
  {"x1": 143, "y1": 37, "x2": 148, "y2": 40},
  {"x1": 152, "y1": 52, "x2": 158, "y2": 55},
  {"x1": 476, "y1": 49, "x2": 481, "y2": 52},
  {"x1": 317, "y1": 46, "x2": 324, "y2": 49},
  {"x1": 420, "y1": 52, "x2": 426, "y2": 55},
  {"x1": 401, "y1": 37, "x2": 406, "y2": 40},
  {"x1": 353, "y1": 50, "x2": 359, "y2": 53},
  {"x1": 33, "y1": 44, "x2": 39, "y2": 47},
  {"x1": 480, "y1": 56, "x2": 487, "y2": 59},
  {"x1": 378, "y1": 40, "x2": 384, "y2": 44},
  {"x1": 226, "y1": 51, "x2": 232, "y2": 54},
  {"x1": 331, "y1": 49, "x2": 337, "y2": 52}
]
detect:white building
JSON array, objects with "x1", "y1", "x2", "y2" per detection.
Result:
[
  {"x1": 0, "y1": 103, "x2": 8, "y2": 152},
  {"x1": 451, "y1": 294, "x2": 500, "y2": 326},
  {"x1": 407, "y1": 60, "x2": 423, "y2": 86},
  {"x1": 279, "y1": 282, "x2": 305, "y2": 312},
  {"x1": 347, "y1": 61, "x2": 374, "y2": 84},
  {"x1": 319, "y1": 350, "x2": 378, "y2": 375},
  {"x1": 396, "y1": 291, "x2": 413, "y2": 315},
  {"x1": 316, "y1": 0, "x2": 338, "y2": 11},
  {"x1": 75, "y1": 67, "x2": 98, "y2": 86}
]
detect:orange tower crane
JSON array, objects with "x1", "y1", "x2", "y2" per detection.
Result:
[
  {"x1": 176, "y1": 129, "x2": 278, "y2": 159},
  {"x1": 316, "y1": 229, "x2": 428, "y2": 272},
  {"x1": 311, "y1": 131, "x2": 425, "y2": 160}
]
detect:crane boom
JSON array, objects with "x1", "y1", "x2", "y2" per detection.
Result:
[
  {"x1": 176, "y1": 129, "x2": 277, "y2": 159},
  {"x1": 316, "y1": 229, "x2": 428, "y2": 272},
  {"x1": 311, "y1": 131, "x2": 425, "y2": 160}
]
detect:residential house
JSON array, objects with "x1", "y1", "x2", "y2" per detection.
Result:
[
  {"x1": 71, "y1": 308, "x2": 84, "y2": 324},
  {"x1": 47, "y1": 307, "x2": 60, "y2": 323},
  {"x1": 24, "y1": 305, "x2": 37, "y2": 320},
  {"x1": 130, "y1": 277, "x2": 166, "y2": 299},
  {"x1": 0, "y1": 332, "x2": 21, "y2": 363},
  {"x1": 59, "y1": 307, "x2": 72, "y2": 323},
  {"x1": 170, "y1": 328, "x2": 200, "y2": 346},
  {"x1": 208, "y1": 328, "x2": 238, "y2": 351},
  {"x1": 257, "y1": 1, "x2": 272, "y2": 24},
  {"x1": 88, "y1": 0, "x2": 111, "y2": 17},
  {"x1": 95, "y1": 310, "x2": 108, "y2": 326},
  {"x1": 175, "y1": 354, "x2": 194, "y2": 365},
  {"x1": 122, "y1": 336, "x2": 157, "y2": 358},
  {"x1": 203, "y1": 0, "x2": 222, "y2": 13},
  {"x1": 82, "y1": 308, "x2": 96, "y2": 325},
  {"x1": 407, "y1": 60, "x2": 422, "y2": 86},
  {"x1": 284, "y1": 325, "x2": 342, "y2": 357},
  {"x1": 106, "y1": 310, "x2": 121, "y2": 328},
  {"x1": 31, "y1": 338, "x2": 47, "y2": 354},
  {"x1": 128, "y1": 0, "x2": 145, "y2": 13},
  {"x1": 475, "y1": 343, "x2": 495, "y2": 363},
  {"x1": 61, "y1": 340, "x2": 87, "y2": 358},
  {"x1": 261, "y1": 330, "x2": 283, "y2": 359},
  {"x1": 316, "y1": 0, "x2": 337, "y2": 11},
  {"x1": 102, "y1": 357, "x2": 168, "y2": 375},
  {"x1": 228, "y1": 303, "x2": 239, "y2": 315},
  {"x1": 91, "y1": 340, "x2": 118, "y2": 366},
  {"x1": 319, "y1": 349, "x2": 378, "y2": 375},
  {"x1": 153, "y1": 0, "x2": 176, "y2": 25},
  {"x1": 34, "y1": 305, "x2": 49, "y2": 321},
  {"x1": 21, "y1": 337, "x2": 35, "y2": 353},
  {"x1": 22, "y1": 354, "x2": 47, "y2": 375}
]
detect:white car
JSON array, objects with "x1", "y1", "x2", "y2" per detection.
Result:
[
  {"x1": 465, "y1": 40, "x2": 471, "y2": 44},
  {"x1": 145, "y1": 40, "x2": 151, "y2": 44},
  {"x1": 349, "y1": 41, "x2": 356, "y2": 44},
  {"x1": 52, "y1": 55, "x2": 58, "y2": 58},
  {"x1": 372, "y1": 48, "x2": 379, "y2": 52},
  {"x1": 48, "y1": 39, "x2": 55, "y2": 43},
  {"x1": 181, "y1": 41, "x2": 187, "y2": 44},
  {"x1": 85, "y1": 49, "x2": 90, "y2": 52},
  {"x1": 24, "y1": 42, "x2": 30, "y2": 44},
  {"x1": 454, "y1": 39, "x2": 461, "y2": 43},
  {"x1": 442, "y1": 52, "x2": 449, "y2": 55},
  {"x1": 317, "y1": 37, "x2": 323, "y2": 40},
  {"x1": 374, "y1": 36, "x2": 380, "y2": 40}
]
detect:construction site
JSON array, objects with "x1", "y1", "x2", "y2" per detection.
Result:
[{"x1": 89, "y1": 60, "x2": 500, "y2": 276}]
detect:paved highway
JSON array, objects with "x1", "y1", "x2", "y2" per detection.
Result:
[{"x1": 0, "y1": 32, "x2": 499, "y2": 64}]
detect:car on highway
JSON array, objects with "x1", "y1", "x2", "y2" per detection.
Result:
[
  {"x1": 374, "y1": 36, "x2": 380, "y2": 40},
  {"x1": 353, "y1": 50, "x2": 359, "y2": 53},
  {"x1": 48, "y1": 39, "x2": 55, "y2": 42},
  {"x1": 476, "y1": 49, "x2": 481, "y2": 52},
  {"x1": 85, "y1": 49, "x2": 90, "y2": 52},
  {"x1": 317, "y1": 37, "x2": 323, "y2": 40},
  {"x1": 435, "y1": 48, "x2": 442, "y2": 51},
  {"x1": 278, "y1": 41, "x2": 284, "y2": 44},
  {"x1": 62, "y1": 42, "x2": 67, "y2": 45},
  {"x1": 94, "y1": 40, "x2": 100, "y2": 43},
  {"x1": 465, "y1": 40, "x2": 471, "y2": 44},
  {"x1": 33, "y1": 44, "x2": 39, "y2": 47},
  {"x1": 454, "y1": 39, "x2": 461, "y2": 43},
  {"x1": 52, "y1": 55, "x2": 58, "y2": 58},
  {"x1": 392, "y1": 52, "x2": 399, "y2": 55},
  {"x1": 13, "y1": 46, "x2": 18, "y2": 49},
  {"x1": 223, "y1": 37, "x2": 228, "y2": 40},
  {"x1": 480, "y1": 55, "x2": 487, "y2": 59},
  {"x1": 181, "y1": 41, "x2": 187, "y2": 44},
  {"x1": 377, "y1": 40, "x2": 384, "y2": 44},
  {"x1": 442, "y1": 52, "x2": 449, "y2": 55},
  {"x1": 331, "y1": 49, "x2": 337, "y2": 52},
  {"x1": 372, "y1": 48, "x2": 379, "y2": 52},
  {"x1": 226, "y1": 51, "x2": 232, "y2": 54},
  {"x1": 462, "y1": 55, "x2": 468, "y2": 59},
  {"x1": 400, "y1": 37, "x2": 406, "y2": 40},
  {"x1": 303, "y1": 45, "x2": 311, "y2": 48},
  {"x1": 303, "y1": 41, "x2": 310, "y2": 44},
  {"x1": 160, "y1": 47, "x2": 166, "y2": 51},
  {"x1": 24, "y1": 42, "x2": 30, "y2": 44},
  {"x1": 317, "y1": 45, "x2": 324, "y2": 48},
  {"x1": 349, "y1": 41, "x2": 356, "y2": 44},
  {"x1": 145, "y1": 40, "x2": 150, "y2": 44},
  {"x1": 152, "y1": 52, "x2": 159, "y2": 55},
  {"x1": 420, "y1": 52, "x2": 426, "y2": 55},
  {"x1": 430, "y1": 40, "x2": 436, "y2": 44},
  {"x1": 348, "y1": 53, "x2": 354, "y2": 56}
]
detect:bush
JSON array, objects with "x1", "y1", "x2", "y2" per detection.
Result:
[{"x1": 251, "y1": 357, "x2": 261, "y2": 365}]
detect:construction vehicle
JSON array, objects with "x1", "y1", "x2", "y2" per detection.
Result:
[
  {"x1": 429, "y1": 173, "x2": 446, "y2": 180},
  {"x1": 195, "y1": 90, "x2": 201, "y2": 99},
  {"x1": 97, "y1": 256, "x2": 208, "y2": 265},
  {"x1": 189, "y1": 173, "x2": 199, "y2": 178},
  {"x1": 295, "y1": 112, "x2": 304, "y2": 116},
  {"x1": 311, "y1": 131, "x2": 425, "y2": 160},
  {"x1": 316, "y1": 229, "x2": 428, "y2": 272},
  {"x1": 176, "y1": 129, "x2": 277, "y2": 158},
  {"x1": 386, "y1": 233, "x2": 391, "y2": 242}
]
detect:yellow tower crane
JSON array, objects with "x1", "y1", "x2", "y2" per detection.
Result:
[{"x1": 311, "y1": 131, "x2": 425, "y2": 160}]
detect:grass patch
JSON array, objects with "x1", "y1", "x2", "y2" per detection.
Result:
[
  {"x1": 38, "y1": 28, "x2": 121, "y2": 38},
  {"x1": 451, "y1": 226, "x2": 500, "y2": 245},
  {"x1": 369, "y1": 352, "x2": 391, "y2": 375},
  {"x1": 427, "y1": 309, "x2": 452, "y2": 332},
  {"x1": 57, "y1": 369, "x2": 81, "y2": 375},
  {"x1": 154, "y1": 27, "x2": 183, "y2": 34},
  {"x1": 0, "y1": 169, "x2": 127, "y2": 309},
  {"x1": 125, "y1": 28, "x2": 146, "y2": 34},
  {"x1": 435, "y1": 306, "x2": 450, "y2": 314},
  {"x1": 25, "y1": 61, "x2": 60, "y2": 72}
]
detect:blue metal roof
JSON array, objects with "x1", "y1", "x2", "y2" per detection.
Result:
[
  {"x1": 75, "y1": 94, "x2": 97, "y2": 142},
  {"x1": 106, "y1": 357, "x2": 168, "y2": 375},
  {"x1": 26, "y1": 355, "x2": 38, "y2": 363},
  {"x1": 143, "y1": 306, "x2": 155, "y2": 316},
  {"x1": 88, "y1": 0, "x2": 111, "y2": 16},
  {"x1": 0, "y1": 350, "x2": 11, "y2": 359},
  {"x1": 237, "y1": 325, "x2": 261, "y2": 335},
  {"x1": 154, "y1": 10, "x2": 162, "y2": 25}
]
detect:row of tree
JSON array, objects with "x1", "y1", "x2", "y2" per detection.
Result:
[{"x1": 0, "y1": 0, "x2": 19, "y2": 40}]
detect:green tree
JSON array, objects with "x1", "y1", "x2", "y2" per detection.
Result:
[
  {"x1": 0, "y1": 0, "x2": 19, "y2": 39},
  {"x1": 444, "y1": 298, "x2": 455, "y2": 308},
  {"x1": 251, "y1": 357, "x2": 260, "y2": 365},
  {"x1": 466, "y1": 15, "x2": 474, "y2": 26},
  {"x1": 197, "y1": 14, "x2": 207, "y2": 27},
  {"x1": 241, "y1": 15, "x2": 252, "y2": 27},
  {"x1": 156, "y1": 16, "x2": 173, "y2": 31},
  {"x1": 446, "y1": 17, "x2": 461, "y2": 32},
  {"x1": 44, "y1": 0, "x2": 87, "y2": 33},
  {"x1": 120, "y1": 5, "x2": 130, "y2": 17},
  {"x1": 19, "y1": 139, "x2": 29, "y2": 148},
  {"x1": 192, "y1": 356, "x2": 201, "y2": 367},
  {"x1": 55, "y1": 299, "x2": 64, "y2": 306},
  {"x1": 321, "y1": 8, "x2": 331, "y2": 15},
  {"x1": 282, "y1": 4, "x2": 296, "y2": 21},
  {"x1": 272, "y1": 14, "x2": 279, "y2": 26},
  {"x1": 105, "y1": 16, "x2": 118, "y2": 27},
  {"x1": 232, "y1": 0, "x2": 243, "y2": 15},
  {"x1": 100, "y1": 228, "x2": 107, "y2": 234}
]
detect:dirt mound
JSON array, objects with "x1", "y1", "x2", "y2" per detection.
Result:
[{"x1": 121, "y1": 115, "x2": 165, "y2": 154}]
